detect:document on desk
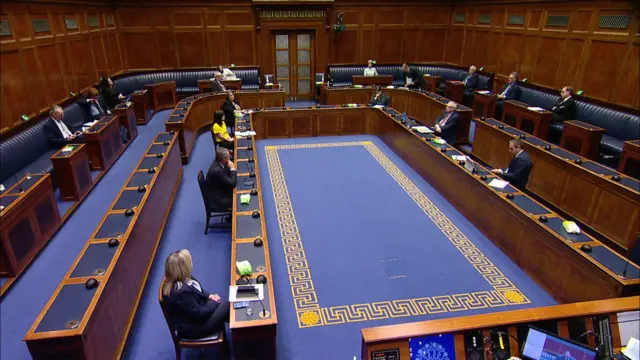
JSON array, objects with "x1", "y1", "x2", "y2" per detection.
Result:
[
  {"x1": 229, "y1": 284, "x2": 264, "y2": 302},
  {"x1": 451, "y1": 155, "x2": 467, "y2": 161},
  {"x1": 488, "y1": 178, "x2": 509, "y2": 189},
  {"x1": 235, "y1": 131, "x2": 257, "y2": 137},
  {"x1": 477, "y1": 90, "x2": 491, "y2": 94},
  {"x1": 411, "y1": 126, "x2": 433, "y2": 134},
  {"x1": 527, "y1": 106, "x2": 545, "y2": 112}
]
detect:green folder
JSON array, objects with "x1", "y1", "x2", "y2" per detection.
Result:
[
  {"x1": 236, "y1": 261, "x2": 252, "y2": 276},
  {"x1": 240, "y1": 194, "x2": 251, "y2": 205}
]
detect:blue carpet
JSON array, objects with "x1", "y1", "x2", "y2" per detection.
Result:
[
  {"x1": 256, "y1": 135, "x2": 556, "y2": 360},
  {"x1": 0, "y1": 111, "x2": 170, "y2": 360},
  {"x1": 123, "y1": 126, "x2": 231, "y2": 360}
]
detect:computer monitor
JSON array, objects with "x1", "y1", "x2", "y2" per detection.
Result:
[{"x1": 522, "y1": 326, "x2": 598, "y2": 360}]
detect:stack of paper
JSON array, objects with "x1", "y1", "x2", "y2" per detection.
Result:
[
  {"x1": 373, "y1": 105, "x2": 385, "y2": 109},
  {"x1": 452, "y1": 155, "x2": 468, "y2": 161},
  {"x1": 488, "y1": 179, "x2": 509, "y2": 189},
  {"x1": 386, "y1": 86, "x2": 395, "y2": 89},
  {"x1": 235, "y1": 131, "x2": 257, "y2": 137},
  {"x1": 411, "y1": 126, "x2": 433, "y2": 134}
]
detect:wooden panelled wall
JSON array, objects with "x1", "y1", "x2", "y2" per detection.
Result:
[
  {"x1": 0, "y1": 2, "x2": 122, "y2": 133},
  {"x1": 445, "y1": 1, "x2": 640, "y2": 108},
  {"x1": 1, "y1": 0, "x2": 639, "y2": 134}
]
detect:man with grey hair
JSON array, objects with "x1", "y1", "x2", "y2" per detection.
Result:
[
  {"x1": 434, "y1": 101, "x2": 459, "y2": 144},
  {"x1": 205, "y1": 147, "x2": 237, "y2": 211},
  {"x1": 43, "y1": 105, "x2": 84, "y2": 148},
  {"x1": 210, "y1": 72, "x2": 226, "y2": 93},
  {"x1": 494, "y1": 71, "x2": 521, "y2": 120}
]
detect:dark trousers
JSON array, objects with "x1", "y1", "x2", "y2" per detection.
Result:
[
  {"x1": 494, "y1": 101, "x2": 504, "y2": 121},
  {"x1": 217, "y1": 140, "x2": 234, "y2": 151},
  {"x1": 180, "y1": 300, "x2": 230, "y2": 339}
]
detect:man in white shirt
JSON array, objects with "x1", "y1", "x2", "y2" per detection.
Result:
[
  {"x1": 43, "y1": 105, "x2": 84, "y2": 148},
  {"x1": 364, "y1": 60, "x2": 378, "y2": 76}
]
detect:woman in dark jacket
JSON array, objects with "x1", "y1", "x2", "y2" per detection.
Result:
[
  {"x1": 162, "y1": 249, "x2": 229, "y2": 339},
  {"x1": 98, "y1": 77, "x2": 124, "y2": 110}
]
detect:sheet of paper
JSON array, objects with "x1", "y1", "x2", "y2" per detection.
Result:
[
  {"x1": 235, "y1": 131, "x2": 257, "y2": 137},
  {"x1": 229, "y1": 284, "x2": 264, "y2": 302},
  {"x1": 411, "y1": 126, "x2": 433, "y2": 133},
  {"x1": 488, "y1": 178, "x2": 509, "y2": 189},
  {"x1": 451, "y1": 155, "x2": 468, "y2": 161},
  {"x1": 477, "y1": 90, "x2": 491, "y2": 94},
  {"x1": 527, "y1": 106, "x2": 545, "y2": 112},
  {"x1": 373, "y1": 105, "x2": 385, "y2": 109}
]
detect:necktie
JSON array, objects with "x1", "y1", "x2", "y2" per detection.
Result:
[
  {"x1": 439, "y1": 113, "x2": 451, "y2": 127},
  {"x1": 219, "y1": 81, "x2": 226, "y2": 91}
]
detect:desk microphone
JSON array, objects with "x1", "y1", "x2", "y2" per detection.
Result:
[
  {"x1": 619, "y1": 258, "x2": 631, "y2": 280},
  {"x1": 13, "y1": 174, "x2": 24, "y2": 194},
  {"x1": 240, "y1": 276, "x2": 268, "y2": 318},
  {"x1": 243, "y1": 147, "x2": 255, "y2": 177}
]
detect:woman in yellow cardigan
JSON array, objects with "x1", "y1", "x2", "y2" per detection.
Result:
[{"x1": 211, "y1": 110, "x2": 234, "y2": 151}]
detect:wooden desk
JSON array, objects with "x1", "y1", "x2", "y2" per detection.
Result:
[
  {"x1": 222, "y1": 79, "x2": 242, "y2": 91},
  {"x1": 51, "y1": 144, "x2": 92, "y2": 201},
  {"x1": 130, "y1": 90, "x2": 153, "y2": 125},
  {"x1": 25, "y1": 133, "x2": 183, "y2": 360},
  {"x1": 444, "y1": 80, "x2": 464, "y2": 104},
  {"x1": 619, "y1": 140, "x2": 640, "y2": 180},
  {"x1": 352, "y1": 75, "x2": 393, "y2": 86},
  {"x1": 145, "y1": 81, "x2": 177, "y2": 111},
  {"x1": 361, "y1": 297, "x2": 640, "y2": 360},
  {"x1": 230, "y1": 115, "x2": 277, "y2": 359},
  {"x1": 84, "y1": 115, "x2": 123, "y2": 171},
  {"x1": 472, "y1": 91, "x2": 497, "y2": 119},
  {"x1": 561, "y1": 120, "x2": 605, "y2": 160},
  {"x1": 320, "y1": 86, "x2": 473, "y2": 144},
  {"x1": 0, "y1": 174, "x2": 61, "y2": 278},
  {"x1": 473, "y1": 118, "x2": 640, "y2": 252},
  {"x1": 165, "y1": 90, "x2": 286, "y2": 163},
  {"x1": 113, "y1": 102, "x2": 138, "y2": 141},
  {"x1": 503, "y1": 100, "x2": 553, "y2": 140},
  {"x1": 423, "y1": 74, "x2": 441, "y2": 93}
]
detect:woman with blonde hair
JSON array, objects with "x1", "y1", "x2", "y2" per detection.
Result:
[{"x1": 162, "y1": 249, "x2": 229, "y2": 339}]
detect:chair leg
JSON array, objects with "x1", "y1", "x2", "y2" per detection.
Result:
[
  {"x1": 205, "y1": 214, "x2": 210, "y2": 235},
  {"x1": 174, "y1": 344, "x2": 182, "y2": 360}
]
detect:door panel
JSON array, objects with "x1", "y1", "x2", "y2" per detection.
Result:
[{"x1": 273, "y1": 32, "x2": 314, "y2": 100}]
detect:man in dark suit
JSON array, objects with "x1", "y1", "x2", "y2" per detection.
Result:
[
  {"x1": 205, "y1": 147, "x2": 237, "y2": 211},
  {"x1": 210, "y1": 72, "x2": 226, "y2": 93},
  {"x1": 370, "y1": 86, "x2": 389, "y2": 106},
  {"x1": 491, "y1": 138, "x2": 533, "y2": 190},
  {"x1": 434, "y1": 101, "x2": 459, "y2": 144},
  {"x1": 462, "y1": 65, "x2": 479, "y2": 94},
  {"x1": 494, "y1": 72, "x2": 521, "y2": 120},
  {"x1": 402, "y1": 63, "x2": 425, "y2": 89},
  {"x1": 43, "y1": 105, "x2": 85, "y2": 148},
  {"x1": 551, "y1": 86, "x2": 576, "y2": 123},
  {"x1": 77, "y1": 88, "x2": 109, "y2": 121}
]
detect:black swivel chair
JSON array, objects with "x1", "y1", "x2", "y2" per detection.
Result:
[
  {"x1": 197, "y1": 170, "x2": 231, "y2": 234},
  {"x1": 158, "y1": 279, "x2": 228, "y2": 360}
]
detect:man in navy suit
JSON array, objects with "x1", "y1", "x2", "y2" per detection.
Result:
[
  {"x1": 205, "y1": 147, "x2": 237, "y2": 211},
  {"x1": 402, "y1": 63, "x2": 425, "y2": 89},
  {"x1": 494, "y1": 72, "x2": 521, "y2": 120},
  {"x1": 43, "y1": 105, "x2": 85, "y2": 148},
  {"x1": 210, "y1": 72, "x2": 226, "y2": 93},
  {"x1": 491, "y1": 138, "x2": 533, "y2": 190},
  {"x1": 434, "y1": 101, "x2": 459, "y2": 144},
  {"x1": 462, "y1": 65, "x2": 479, "y2": 94}
]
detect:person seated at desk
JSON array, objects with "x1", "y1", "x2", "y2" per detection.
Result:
[
  {"x1": 551, "y1": 86, "x2": 575, "y2": 123},
  {"x1": 364, "y1": 60, "x2": 378, "y2": 76},
  {"x1": 77, "y1": 88, "x2": 109, "y2": 121},
  {"x1": 494, "y1": 72, "x2": 521, "y2": 120},
  {"x1": 97, "y1": 77, "x2": 124, "y2": 110},
  {"x1": 210, "y1": 72, "x2": 226, "y2": 92},
  {"x1": 206, "y1": 148, "x2": 237, "y2": 212},
  {"x1": 162, "y1": 249, "x2": 229, "y2": 340},
  {"x1": 218, "y1": 64, "x2": 236, "y2": 80},
  {"x1": 490, "y1": 139, "x2": 533, "y2": 190},
  {"x1": 43, "y1": 105, "x2": 85, "y2": 148},
  {"x1": 370, "y1": 86, "x2": 389, "y2": 106},
  {"x1": 434, "y1": 101, "x2": 459, "y2": 144},
  {"x1": 222, "y1": 91, "x2": 242, "y2": 127},
  {"x1": 212, "y1": 110, "x2": 234, "y2": 151},
  {"x1": 462, "y1": 65, "x2": 479, "y2": 94},
  {"x1": 401, "y1": 63, "x2": 425, "y2": 89}
]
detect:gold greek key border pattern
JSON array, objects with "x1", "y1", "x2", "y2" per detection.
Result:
[{"x1": 265, "y1": 141, "x2": 529, "y2": 328}]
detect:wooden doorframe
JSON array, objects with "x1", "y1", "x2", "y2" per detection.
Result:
[{"x1": 271, "y1": 30, "x2": 315, "y2": 100}]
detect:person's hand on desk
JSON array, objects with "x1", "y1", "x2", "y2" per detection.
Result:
[
  {"x1": 491, "y1": 168, "x2": 504, "y2": 174},
  {"x1": 406, "y1": 82, "x2": 414, "y2": 87},
  {"x1": 118, "y1": 94, "x2": 125, "y2": 101},
  {"x1": 227, "y1": 137, "x2": 234, "y2": 142},
  {"x1": 209, "y1": 294, "x2": 221, "y2": 303},
  {"x1": 497, "y1": 94, "x2": 505, "y2": 99},
  {"x1": 434, "y1": 125, "x2": 442, "y2": 133}
]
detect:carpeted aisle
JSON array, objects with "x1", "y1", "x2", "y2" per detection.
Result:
[
  {"x1": 256, "y1": 135, "x2": 557, "y2": 360},
  {"x1": 0, "y1": 110, "x2": 171, "y2": 360}
]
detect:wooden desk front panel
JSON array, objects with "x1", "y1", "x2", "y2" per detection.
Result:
[
  {"x1": 473, "y1": 120, "x2": 640, "y2": 251},
  {"x1": 51, "y1": 146, "x2": 92, "y2": 202},
  {"x1": 375, "y1": 113, "x2": 625, "y2": 302},
  {"x1": 253, "y1": 108, "x2": 374, "y2": 139},
  {"x1": 85, "y1": 117, "x2": 122, "y2": 171},
  {"x1": 0, "y1": 175, "x2": 60, "y2": 277}
]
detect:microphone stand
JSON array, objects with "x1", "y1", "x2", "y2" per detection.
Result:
[
  {"x1": 241, "y1": 275, "x2": 268, "y2": 319},
  {"x1": 618, "y1": 259, "x2": 630, "y2": 280},
  {"x1": 13, "y1": 173, "x2": 24, "y2": 194}
]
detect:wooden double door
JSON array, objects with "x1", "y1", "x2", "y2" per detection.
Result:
[{"x1": 273, "y1": 32, "x2": 314, "y2": 100}]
